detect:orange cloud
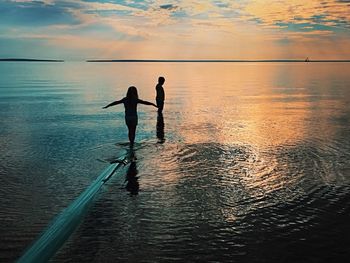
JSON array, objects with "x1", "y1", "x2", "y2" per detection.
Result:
[
  {"x1": 4, "y1": 0, "x2": 350, "y2": 60},
  {"x1": 242, "y1": 0, "x2": 350, "y2": 27}
]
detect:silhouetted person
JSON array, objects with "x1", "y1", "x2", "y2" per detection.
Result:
[
  {"x1": 103, "y1": 86, "x2": 157, "y2": 147},
  {"x1": 125, "y1": 154, "x2": 139, "y2": 196},
  {"x1": 155, "y1": 76, "x2": 165, "y2": 113},
  {"x1": 156, "y1": 112, "x2": 165, "y2": 143}
]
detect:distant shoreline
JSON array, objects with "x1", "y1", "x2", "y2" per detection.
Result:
[
  {"x1": 0, "y1": 58, "x2": 64, "y2": 62},
  {"x1": 86, "y1": 59, "x2": 350, "y2": 63},
  {"x1": 1, "y1": 58, "x2": 349, "y2": 63}
]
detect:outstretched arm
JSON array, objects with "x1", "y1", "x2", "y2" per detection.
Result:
[
  {"x1": 102, "y1": 99, "x2": 124, "y2": 109},
  {"x1": 138, "y1": 99, "x2": 157, "y2": 107}
]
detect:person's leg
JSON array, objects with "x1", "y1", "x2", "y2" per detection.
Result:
[
  {"x1": 128, "y1": 124, "x2": 136, "y2": 147},
  {"x1": 157, "y1": 100, "x2": 164, "y2": 113},
  {"x1": 126, "y1": 116, "x2": 138, "y2": 147}
]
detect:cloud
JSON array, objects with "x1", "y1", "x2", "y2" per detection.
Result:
[
  {"x1": 159, "y1": 4, "x2": 177, "y2": 10},
  {"x1": 241, "y1": 0, "x2": 350, "y2": 32},
  {"x1": 1, "y1": 0, "x2": 350, "y2": 60},
  {"x1": 9, "y1": 0, "x2": 55, "y2": 4},
  {"x1": 0, "y1": 0, "x2": 79, "y2": 26},
  {"x1": 78, "y1": 0, "x2": 142, "y2": 13},
  {"x1": 4, "y1": 0, "x2": 350, "y2": 32}
]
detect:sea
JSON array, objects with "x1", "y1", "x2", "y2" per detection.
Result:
[{"x1": 0, "y1": 62, "x2": 350, "y2": 262}]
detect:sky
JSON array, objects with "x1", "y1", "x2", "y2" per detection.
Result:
[{"x1": 0, "y1": 0, "x2": 350, "y2": 60}]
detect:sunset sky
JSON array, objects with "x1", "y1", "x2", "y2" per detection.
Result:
[{"x1": 1, "y1": 0, "x2": 350, "y2": 60}]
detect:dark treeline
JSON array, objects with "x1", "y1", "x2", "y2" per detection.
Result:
[
  {"x1": 0, "y1": 58, "x2": 64, "y2": 62},
  {"x1": 86, "y1": 59, "x2": 350, "y2": 63}
]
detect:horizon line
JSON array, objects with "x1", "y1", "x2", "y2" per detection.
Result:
[
  {"x1": 0, "y1": 58, "x2": 64, "y2": 62},
  {"x1": 2, "y1": 58, "x2": 350, "y2": 63},
  {"x1": 86, "y1": 59, "x2": 350, "y2": 63}
]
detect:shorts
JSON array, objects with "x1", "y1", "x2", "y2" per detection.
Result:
[
  {"x1": 125, "y1": 115, "x2": 138, "y2": 127},
  {"x1": 156, "y1": 99, "x2": 164, "y2": 112}
]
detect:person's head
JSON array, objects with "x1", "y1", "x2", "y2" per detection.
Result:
[
  {"x1": 158, "y1": 76, "x2": 165, "y2": 85},
  {"x1": 126, "y1": 86, "x2": 138, "y2": 100}
]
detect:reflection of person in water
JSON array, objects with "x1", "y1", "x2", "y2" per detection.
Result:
[
  {"x1": 156, "y1": 112, "x2": 165, "y2": 143},
  {"x1": 125, "y1": 159, "x2": 139, "y2": 196},
  {"x1": 103, "y1": 86, "x2": 157, "y2": 147}
]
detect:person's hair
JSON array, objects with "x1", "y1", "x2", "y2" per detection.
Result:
[
  {"x1": 126, "y1": 86, "x2": 138, "y2": 100},
  {"x1": 158, "y1": 76, "x2": 165, "y2": 84}
]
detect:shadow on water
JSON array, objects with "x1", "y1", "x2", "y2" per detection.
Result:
[{"x1": 125, "y1": 153, "x2": 139, "y2": 196}]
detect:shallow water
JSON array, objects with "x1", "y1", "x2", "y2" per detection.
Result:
[{"x1": 0, "y1": 62, "x2": 350, "y2": 262}]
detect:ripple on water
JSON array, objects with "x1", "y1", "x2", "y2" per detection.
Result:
[{"x1": 50, "y1": 140, "x2": 350, "y2": 262}]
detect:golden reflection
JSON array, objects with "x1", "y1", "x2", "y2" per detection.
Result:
[
  {"x1": 166, "y1": 63, "x2": 348, "y2": 148},
  {"x1": 57, "y1": 61, "x2": 350, "y2": 152},
  {"x1": 95, "y1": 62, "x2": 350, "y2": 221},
  {"x1": 67, "y1": 62, "x2": 348, "y2": 150}
]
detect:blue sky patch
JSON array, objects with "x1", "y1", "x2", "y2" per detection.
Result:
[{"x1": 0, "y1": 1, "x2": 79, "y2": 26}]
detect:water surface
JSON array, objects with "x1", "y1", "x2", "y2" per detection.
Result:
[{"x1": 0, "y1": 62, "x2": 349, "y2": 262}]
